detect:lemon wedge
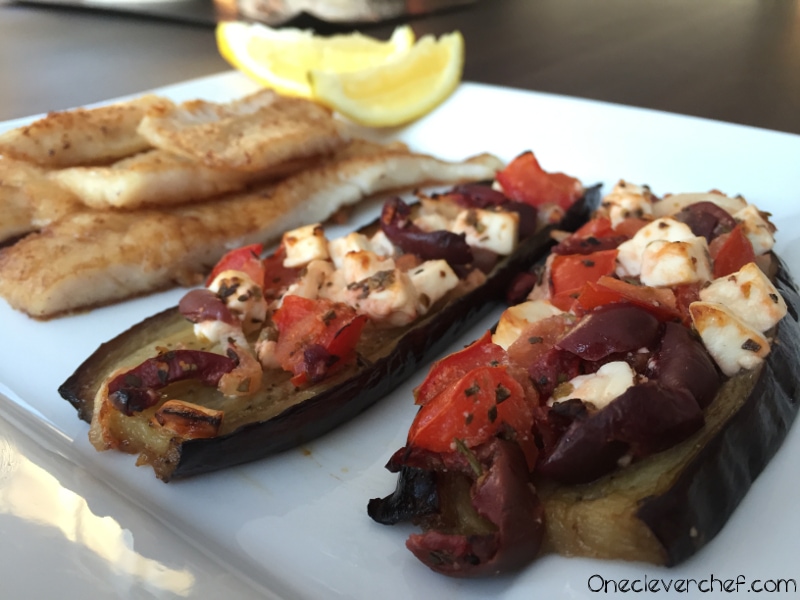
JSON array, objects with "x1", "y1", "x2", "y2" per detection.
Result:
[
  {"x1": 216, "y1": 21, "x2": 416, "y2": 98},
  {"x1": 309, "y1": 31, "x2": 464, "y2": 128}
]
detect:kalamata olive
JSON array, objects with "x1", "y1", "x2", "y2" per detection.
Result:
[
  {"x1": 650, "y1": 322, "x2": 721, "y2": 408},
  {"x1": 673, "y1": 201, "x2": 738, "y2": 242},
  {"x1": 556, "y1": 303, "x2": 661, "y2": 361},
  {"x1": 107, "y1": 349, "x2": 237, "y2": 416},
  {"x1": 537, "y1": 381, "x2": 704, "y2": 484},
  {"x1": 178, "y1": 288, "x2": 236, "y2": 325},
  {"x1": 380, "y1": 197, "x2": 474, "y2": 264},
  {"x1": 374, "y1": 439, "x2": 545, "y2": 577}
]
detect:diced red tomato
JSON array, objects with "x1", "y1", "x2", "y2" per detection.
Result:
[
  {"x1": 573, "y1": 217, "x2": 615, "y2": 239},
  {"x1": 206, "y1": 243, "x2": 265, "y2": 287},
  {"x1": 413, "y1": 331, "x2": 508, "y2": 406},
  {"x1": 549, "y1": 249, "x2": 619, "y2": 298},
  {"x1": 575, "y1": 276, "x2": 681, "y2": 322},
  {"x1": 495, "y1": 151, "x2": 583, "y2": 211},
  {"x1": 613, "y1": 217, "x2": 650, "y2": 238},
  {"x1": 273, "y1": 295, "x2": 368, "y2": 385},
  {"x1": 260, "y1": 246, "x2": 301, "y2": 301},
  {"x1": 710, "y1": 224, "x2": 756, "y2": 278},
  {"x1": 408, "y1": 365, "x2": 537, "y2": 470}
]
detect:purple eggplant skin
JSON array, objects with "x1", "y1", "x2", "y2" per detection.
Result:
[
  {"x1": 58, "y1": 187, "x2": 601, "y2": 481},
  {"x1": 637, "y1": 256, "x2": 800, "y2": 566},
  {"x1": 370, "y1": 439, "x2": 545, "y2": 577}
]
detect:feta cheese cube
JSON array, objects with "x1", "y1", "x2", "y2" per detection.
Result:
[
  {"x1": 640, "y1": 236, "x2": 712, "y2": 287},
  {"x1": 368, "y1": 230, "x2": 396, "y2": 257},
  {"x1": 207, "y1": 269, "x2": 268, "y2": 335},
  {"x1": 699, "y1": 262, "x2": 787, "y2": 332},
  {"x1": 346, "y1": 269, "x2": 418, "y2": 327},
  {"x1": 734, "y1": 204, "x2": 776, "y2": 255},
  {"x1": 492, "y1": 299, "x2": 564, "y2": 350},
  {"x1": 652, "y1": 192, "x2": 747, "y2": 217},
  {"x1": 328, "y1": 233, "x2": 374, "y2": 269},
  {"x1": 616, "y1": 218, "x2": 696, "y2": 277},
  {"x1": 601, "y1": 180, "x2": 654, "y2": 227},
  {"x1": 551, "y1": 361, "x2": 636, "y2": 410},
  {"x1": 689, "y1": 300, "x2": 770, "y2": 376},
  {"x1": 282, "y1": 259, "x2": 335, "y2": 302},
  {"x1": 341, "y1": 250, "x2": 396, "y2": 285},
  {"x1": 408, "y1": 259, "x2": 459, "y2": 313},
  {"x1": 282, "y1": 223, "x2": 330, "y2": 268},
  {"x1": 451, "y1": 207, "x2": 519, "y2": 255}
]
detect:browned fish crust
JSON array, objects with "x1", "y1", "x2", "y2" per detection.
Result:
[{"x1": 0, "y1": 140, "x2": 503, "y2": 319}]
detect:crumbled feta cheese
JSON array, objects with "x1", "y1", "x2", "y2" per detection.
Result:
[
  {"x1": 282, "y1": 259, "x2": 334, "y2": 302},
  {"x1": 699, "y1": 262, "x2": 787, "y2": 332},
  {"x1": 208, "y1": 269, "x2": 268, "y2": 335},
  {"x1": 689, "y1": 300, "x2": 770, "y2": 376},
  {"x1": 193, "y1": 319, "x2": 245, "y2": 349},
  {"x1": 282, "y1": 223, "x2": 329, "y2": 268},
  {"x1": 368, "y1": 230, "x2": 396, "y2": 257},
  {"x1": 451, "y1": 208, "x2": 519, "y2": 255},
  {"x1": 640, "y1": 236, "x2": 712, "y2": 287},
  {"x1": 652, "y1": 192, "x2": 747, "y2": 217},
  {"x1": 341, "y1": 250, "x2": 396, "y2": 285},
  {"x1": 408, "y1": 259, "x2": 459, "y2": 314},
  {"x1": 413, "y1": 211, "x2": 453, "y2": 233},
  {"x1": 616, "y1": 218, "x2": 696, "y2": 277},
  {"x1": 551, "y1": 361, "x2": 636, "y2": 410},
  {"x1": 346, "y1": 269, "x2": 418, "y2": 327},
  {"x1": 601, "y1": 180, "x2": 654, "y2": 227},
  {"x1": 492, "y1": 299, "x2": 564, "y2": 350},
  {"x1": 328, "y1": 233, "x2": 374, "y2": 269},
  {"x1": 734, "y1": 204, "x2": 775, "y2": 255}
]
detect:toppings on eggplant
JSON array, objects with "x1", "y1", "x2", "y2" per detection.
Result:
[
  {"x1": 59, "y1": 151, "x2": 599, "y2": 481},
  {"x1": 370, "y1": 183, "x2": 797, "y2": 578}
]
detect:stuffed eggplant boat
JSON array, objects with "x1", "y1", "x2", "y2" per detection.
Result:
[
  {"x1": 368, "y1": 184, "x2": 800, "y2": 576},
  {"x1": 59, "y1": 151, "x2": 599, "y2": 481}
]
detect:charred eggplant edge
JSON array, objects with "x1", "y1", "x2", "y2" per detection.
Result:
[
  {"x1": 635, "y1": 256, "x2": 800, "y2": 565},
  {"x1": 59, "y1": 187, "x2": 600, "y2": 481}
]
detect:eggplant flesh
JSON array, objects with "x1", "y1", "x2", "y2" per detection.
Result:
[
  {"x1": 58, "y1": 188, "x2": 599, "y2": 481},
  {"x1": 370, "y1": 255, "x2": 800, "y2": 570}
]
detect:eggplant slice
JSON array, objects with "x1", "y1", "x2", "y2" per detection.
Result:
[
  {"x1": 537, "y1": 255, "x2": 800, "y2": 565},
  {"x1": 59, "y1": 187, "x2": 600, "y2": 481},
  {"x1": 369, "y1": 255, "x2": 800, "y2": 571}
]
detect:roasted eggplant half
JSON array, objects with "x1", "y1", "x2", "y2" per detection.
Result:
[
  {"x1": 59, "y1": 160, "x2": 600, "y2": 482},
  {"x1": 369, "y1": 185, "x2": 799, "y2": 576}
]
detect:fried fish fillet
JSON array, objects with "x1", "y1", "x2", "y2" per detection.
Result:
[
  {"x1": 0, "y1": 156, "x2": 84, "y2": 243},
  {"x1": 52, "y1": 148, "x2": 321, "y2": 210},
  {"x1": 0, "y1": 95, "x2": 167, "y2": 167},
  {"x1": 137, "y1": 89, "x2": 344, "y2": 172},
  {"x1": 0, "y1": 139, "x2": 503, "y2": 319}
]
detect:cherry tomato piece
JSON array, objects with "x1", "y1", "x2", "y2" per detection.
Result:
[
  {"x1": 710, "y1": 224, "x2": 756, "y2": 278},
  {"x1": 549, "y1": 249, "x2": 619, "y2": 297},
  {"x1": 273, "y1": 295, "x2": 368, "y2": 385},
  {"x1": 413, "y1": 331, "x2": 508, "y2": 406},
  {"x1": 408, "y1": 365, "x2": 537, "y2": 470},
  {"x1": 206, "y1": 243, "x2": 264, "y2": 287},
  {"x1": 495, "y1": 151, "x2": 583, "y2": 211}
]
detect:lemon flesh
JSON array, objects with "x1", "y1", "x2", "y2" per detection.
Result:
[
  {"x1": 309, "y1": 32, "x2": 465, "y2": 128},
  {"x1": 216, "y1": 21, "x2": 415, "y2": 98}
]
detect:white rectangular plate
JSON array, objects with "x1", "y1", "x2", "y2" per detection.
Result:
[{"x1": 2, "y1": 71, "x2": 800, "y2": 599}]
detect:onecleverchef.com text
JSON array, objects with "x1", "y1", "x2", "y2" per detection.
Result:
[{"x1": 587, "y1": 574, "x2": 797, "y2": 594}]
